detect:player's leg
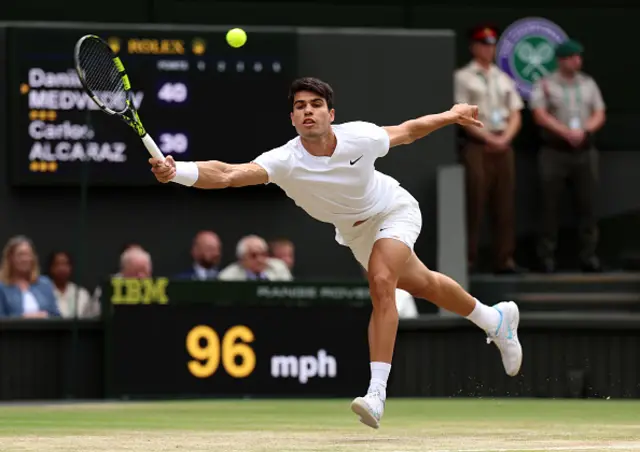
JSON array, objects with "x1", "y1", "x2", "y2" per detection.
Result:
[
  {"x1": 351, "y1": 237, "x2": 411, "y2": 429},
  {"x1": 397, "y1": 253, "x2": 522, "y2": 376}
]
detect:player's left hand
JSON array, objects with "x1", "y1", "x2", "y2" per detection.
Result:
[{"x1": 450, "y1": 103, "x2": 483, "y2": 128}]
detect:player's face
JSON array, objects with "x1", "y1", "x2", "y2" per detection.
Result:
[{"x1": 290, "y1": 91, "x2": 335, "y2": 139}]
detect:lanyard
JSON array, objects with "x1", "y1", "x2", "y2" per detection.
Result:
[
  {"x1": 562, "y1": 82, "x2": 582, "y2": 111},
  {"x1": 477, "y1": 71, "x2": 498, "y2": 109}
]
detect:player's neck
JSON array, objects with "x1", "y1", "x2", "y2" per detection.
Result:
[{"x1": 300, "y1": 130, "x2": 337, "y2": 157}]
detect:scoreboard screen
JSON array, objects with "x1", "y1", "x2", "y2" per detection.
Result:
[{"x1": 6, "y1": 26, "x2": 297, "y2": 186}]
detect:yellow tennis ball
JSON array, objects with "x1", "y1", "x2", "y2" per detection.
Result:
[{"x1": 226, "y1": 28, "x2": 247, "y2": 48}]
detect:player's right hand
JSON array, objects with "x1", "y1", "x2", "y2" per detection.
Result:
[{"x1": 149, "y1": 155, "x2": 176, "y2": 183}]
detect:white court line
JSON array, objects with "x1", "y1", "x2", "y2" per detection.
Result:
[{"x1": 420, "y1": 444, "x2": 640, "y2": 452}]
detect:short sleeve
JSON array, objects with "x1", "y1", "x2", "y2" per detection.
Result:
[
  {"x1": 346, "y1": 121, "x2": 390, "y2": 158},
  {"x1": 454, "y1": 70, "x2": 471, "y2": 104},
  {"x1": 590, "y1": 79, "x2": 606, "y2": 111},
  {"x1": 252, "y1": 147, "x2": 291, "y2": 186},
  {"x1": 505, "y1": 77, "x2": 524, "y2": 111},
  {"x1": 528, "y1": 79, "x2": 547, "y2": 110}
]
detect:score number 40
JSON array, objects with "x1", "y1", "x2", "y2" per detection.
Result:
[
  {"x1": 186, "y1": 325, "x2": 256, "y2": 379},
  {"x1": 157, "y1": 82, "x2": 188, "y2": 103}
]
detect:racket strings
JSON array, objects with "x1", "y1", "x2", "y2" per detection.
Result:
[{"x1": 78, "y1": 38, "x2": 127, "y2": 112}]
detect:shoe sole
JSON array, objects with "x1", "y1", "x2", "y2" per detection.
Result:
[
  {"x1": 350, "y1": 398, "x2": 380, "y2": 429},
  {"x1": 507, "y1": 301, "x2": 523, "y2": 376}
]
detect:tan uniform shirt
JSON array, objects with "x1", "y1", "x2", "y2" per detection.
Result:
[
  {"x1": 454, "y1": 61, "x2": 524, "y2": 132},
  {"x1": 529, "y1": 71, "x2": 605, "y2": 130}
]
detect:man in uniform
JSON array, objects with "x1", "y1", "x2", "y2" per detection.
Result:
[
  {"x1": 454, "y1": 25, "x2": 525, "y2": 274},
  {"x1": 529, "y1": 39, "x2": 606, "y2": 273}
]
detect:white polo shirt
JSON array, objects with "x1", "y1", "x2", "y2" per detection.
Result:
[{"x1": 253, "y1": 121, "x2": 400, "y2": 229}]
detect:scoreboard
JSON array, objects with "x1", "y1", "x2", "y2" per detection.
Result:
[{"x1": 6, "y1": 26, "x2": 297, "y2": 186}]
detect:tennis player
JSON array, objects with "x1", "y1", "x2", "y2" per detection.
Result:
[{"x1": 150, "y1": 77, "x2": 522, "y2": 429}]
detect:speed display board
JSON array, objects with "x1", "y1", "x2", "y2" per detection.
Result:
[
  {"x1": 103, "y1": 278, "x2": 372, "y2": 398},
  {"x1": 6, "y1": 26, "x2": 297, "y2": 186}
]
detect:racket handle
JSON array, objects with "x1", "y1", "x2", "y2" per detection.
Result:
[{"x1": 141, "y1": 134, "x2": 165, "y2": 161}]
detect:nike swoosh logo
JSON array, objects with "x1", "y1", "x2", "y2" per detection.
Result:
[
  {"x1": 350, "y1": 155, "x2": 363, "y2": 165},
  {"x1": 379, "y1": 227, "x2": 390, "y2": 231}
]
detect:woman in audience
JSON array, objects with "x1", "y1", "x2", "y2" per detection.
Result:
[
  {"x1": 47, "y1": 250, "x2": 98, "y2": 318},
  {"x1": 0, "y1": 235, "x2": 60, "y2": 318}
]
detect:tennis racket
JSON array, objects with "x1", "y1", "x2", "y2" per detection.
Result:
[{"x1": 73, "y1": 34, "x2": 165, "y2": 162}]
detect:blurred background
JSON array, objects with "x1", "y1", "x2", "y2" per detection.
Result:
[{"x1": 1, "y1": 0, "x2": 639, "y2": 403}]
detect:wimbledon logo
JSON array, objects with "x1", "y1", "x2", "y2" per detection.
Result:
[{"x1": 496, "y1": 17, "x2": 568, "y2": 100}]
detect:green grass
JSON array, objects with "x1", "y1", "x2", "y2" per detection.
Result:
[{"x1": 0, "y1": 398, "x2": 639, "y2": 451}]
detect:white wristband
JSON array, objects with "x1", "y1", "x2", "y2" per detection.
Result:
[{"x1": 172, "y1": 161, "x2": 199, "y2": 187}]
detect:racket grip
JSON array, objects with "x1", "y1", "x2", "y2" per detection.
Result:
[{"x1": 141, "y1": 134, "x2": 165, "y2": 161}]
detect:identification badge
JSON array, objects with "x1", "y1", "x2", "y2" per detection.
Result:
[
  {"x1": 490, "y1": 110, "x2": 502, "y2": 127},
  {"x1": 569, "y1": 117, "x2": 582, "y2": 130}
]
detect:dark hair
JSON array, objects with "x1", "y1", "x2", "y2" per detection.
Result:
[
  {"x1": 288, "y1": 77, "x2": 334, "y2": 111},
  {"x1": 47, "y1": 250, "x2": 72, "y2": 271}
]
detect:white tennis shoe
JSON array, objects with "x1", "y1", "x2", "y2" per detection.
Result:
[
  {"x1": 350, "y1": 389, "x2": 385, "y2": 429},
  {"x1": 487, "y1": 301, "x2": 523, "y2": 376}
]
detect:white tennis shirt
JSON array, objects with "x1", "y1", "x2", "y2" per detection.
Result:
[{"x1": 253, "y1": 121, "x2": 400, "y2": 229}]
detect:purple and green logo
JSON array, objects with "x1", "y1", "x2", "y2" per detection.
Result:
[{"x1": 496, "y1": 17, "x2": 568, "y2": 100}]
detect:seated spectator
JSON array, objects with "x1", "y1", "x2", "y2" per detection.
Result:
[
  {"x1": 47, "y1": 251, "x2": 98, "y2": 318},
  {"x1": 175, "y1": 230, "x2": 222, "y2": 280},
  {"x1": 269, "y1": 238, "x2": 295, "y2": 275},
  {"x1": 118, "y1": 247, "x2": 153, "y2": 278},
  {"x1": 0, "y1": 235, "x2": 60, "y2": 318},
  {"x1": 91, "y1": 246, "x2": 153, "y2": 309},
  {"x1": 219, "y1": 235, "x2": 292, "y2": 281}
]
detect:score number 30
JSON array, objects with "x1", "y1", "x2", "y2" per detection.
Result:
[{"x1": 186, "y1": 325, "x2": 256, "y2": 379}]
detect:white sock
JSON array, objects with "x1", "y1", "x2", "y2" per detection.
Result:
[
  {"x1": 466, "y1": 298, "x2": 501, "y2": 333},
  {"x1": 368, "y1": 362, "x2": 391, "y2": 399}
]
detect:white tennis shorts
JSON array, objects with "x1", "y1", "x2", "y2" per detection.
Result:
[{"x1": 335, "y1": 186, "x2": 422, "y2": 270}]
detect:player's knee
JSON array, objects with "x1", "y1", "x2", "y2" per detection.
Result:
[{"x1": 368, "y1": 270, "x2": 396, "y2": 307}]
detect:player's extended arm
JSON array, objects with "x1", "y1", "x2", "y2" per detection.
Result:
[
  {"x1": 383, "y1": 104, "x2": 483, "y2": 148},
  {"x1": 151, "y1": 156, "x2": 268, "y2": 188},
  {"x1": 192, "y1": 161, "x2": 268, "y2": 189}
]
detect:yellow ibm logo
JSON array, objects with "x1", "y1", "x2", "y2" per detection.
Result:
[{"x1": 111, "y1": 277, "x2": 169, "y2": 305}]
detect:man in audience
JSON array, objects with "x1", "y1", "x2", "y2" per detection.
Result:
[
  {"x1": 175, "y1": 230, "x2": 222, "y2": 280},
  {"x1": 269, "y1": 238, "x2": 295, "y2": 275},
  {"x1": 119, "y1": 247, "x2": 153, "y2": 278},
  {"x1": 219, "y1": 235, "x2": 292, "y2": 281}
]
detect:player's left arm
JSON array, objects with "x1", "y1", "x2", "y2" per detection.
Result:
[{"x1": 383, "y1": 104, "x2": 483, "y2": 148}]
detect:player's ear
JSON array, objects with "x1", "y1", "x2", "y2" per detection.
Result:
[
  {"x1": 290, "y1": 111, "x2": 294, "y2": 126},
  {"x1": 329, "y1": 108, "x2": 335, "y2": 123}
]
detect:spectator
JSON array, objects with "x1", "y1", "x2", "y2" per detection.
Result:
[
  {"x1": 529, "y1": 39, "x2": 606, "y2": 273},
  {"x1": 219, "y1": 235, "x2": 292, "y2": 281},
  {"x1": 175, "y1": 230, "x2": 222, "y2": 280},
  {"x1": 119, "y1": 247, "x2": 153, "y2": 278},
  {"x1": 454, "y1": 24, "x2": 525, "y2": 274},
  {"x1": 91, "y1": 246, "x2": 153, "y2": 310},
  {"x1": 47, "y1": 251, "x2": 98, "y2": 319},
  {"x1": 0, "y1": 235, "x2": 60, "y2": 318},
  {"x1": 269, "y1": 238, "x2": 295, "y2": 274}
]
